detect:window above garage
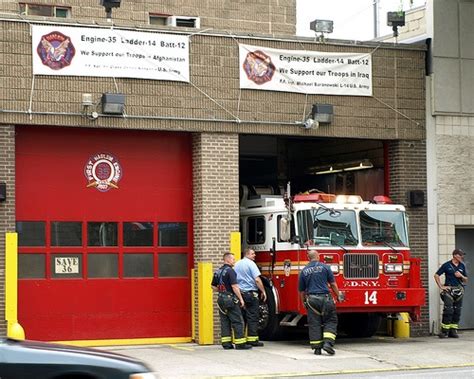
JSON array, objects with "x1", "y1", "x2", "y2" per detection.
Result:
[
  {"x1": 19, "y1": 3, "x2": 71, "y2": 18},
  {"x1": 149, "y1": 13, "x2": 200, "y2": 28}
]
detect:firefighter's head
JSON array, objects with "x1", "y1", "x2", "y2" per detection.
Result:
[
  {"x1": 452, "y1": 249, "x2": 465, "y2": 262},
  {"x1": 244, "y1": 248, "x2": 256, "y2": 261},
  {"x1": 307, "y1": 250, "x2": 319, "y2": 261},
  {"x1": 223, "y1": 252, "x2": 235, "y2": 266}
]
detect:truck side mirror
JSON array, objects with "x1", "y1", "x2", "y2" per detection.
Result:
[{"x1": 279, "y1": 217, "x2": 291, "y2": 241}]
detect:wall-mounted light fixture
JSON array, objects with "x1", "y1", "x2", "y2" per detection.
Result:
[
  {"x1": 310, "y1": 19, "x2": 333, "y2": 42},
  {"x1": 0, "y1": 182, "x2": 6, "y2": 202},
  {"x1": 100, "y1": 0, "x2": 121, "y2": 20},
  {"x1": 387, "y1": 11, "x2": 405, "y2": 38},
  {"x1": 302, "y1": 103, "x2": 334, "y2": 129},
  {"x1": 101, "y1": 93, "x2": 125, "y2": 115},
  {"x1": 312, "y1": 104, "x2": 333, "y2": 124}
]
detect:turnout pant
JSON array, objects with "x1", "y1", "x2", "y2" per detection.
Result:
[
  {"x1": 241, "y1": 291, "x2": 260, "y2": 343},
  {"x1": 440, "y1": 287, "x2": 464, "y2": 332},
  {"x1": 217, "y1": 293, "x2": 246, "y2": 347},
  {"x1": 307, "y1": 294, "x2": 338, "y2": 349}
]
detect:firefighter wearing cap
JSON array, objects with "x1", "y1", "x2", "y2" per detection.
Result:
[
  {"x1": 434, "y1": 249, "x2": 468, "y2": 338},
  {"x1": 299, "y1": 250, "x2": 342, "y2": 355},
  {"x1": 211, "y1": 253, "x2": 252, "y2": 350}
]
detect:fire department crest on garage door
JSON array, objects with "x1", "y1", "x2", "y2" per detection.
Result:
[{"x1": 84, "y1": 153, "x2": 122, "y2": 192}]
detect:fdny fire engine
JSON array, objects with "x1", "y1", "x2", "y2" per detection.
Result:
[{"x1": 240, "y1": 185, "x2": 425, "y2": 338}]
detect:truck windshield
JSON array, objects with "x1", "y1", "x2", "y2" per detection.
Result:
[
  {"x1": 360, "y1": 210, "x2": 408, "y2": 247},
  {"x1": 296, "y1": 209, "x2": 358, "y2": 246}
]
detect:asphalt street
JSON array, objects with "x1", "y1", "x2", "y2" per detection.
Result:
[{"x1": 106, "y1": 330, "x2": 474, "y2": 378}]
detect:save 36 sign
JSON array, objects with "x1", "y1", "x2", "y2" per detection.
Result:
[{"x1": 55, "y1": 257, "x2": 79, "y2": 274}]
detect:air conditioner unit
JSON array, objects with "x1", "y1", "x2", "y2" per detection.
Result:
[{"x1": 166, "y1": 16, "x2": 200, "y2": 28}]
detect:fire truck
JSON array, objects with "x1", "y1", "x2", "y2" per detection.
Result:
[{"x1": 240, "y1": 185, "x2": 425, "y2": 338}]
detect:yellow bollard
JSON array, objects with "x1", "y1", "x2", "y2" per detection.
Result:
[
  {"x1": 197, "y1": 262, "x2": 214, "y2": 344},
  {"x1": 230, "y1": 231, "x2": 241, "y2": 261},
  {"x1": 393, "y1": 312, "x2": 410, "y2": 338},
  {"x1": 5, "y1": 232, "x2": 26, "y2": 340},
  {"x1": 7, "y1": 321, "x2": 25, "y2": 340}
]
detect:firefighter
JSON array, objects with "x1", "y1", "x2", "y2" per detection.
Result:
[
  {"x1": 299, "y1": 250, "x2": 342, "y2": 355},
  {"x1": 434, "y1": 249, "x2": 468, "y2": 338},
  {"x1": 234, "y1": 248, "x2": 267, "y2": 347},
  {"x1": 211, "y1": 253, "x2": 252, "y2": 350}
]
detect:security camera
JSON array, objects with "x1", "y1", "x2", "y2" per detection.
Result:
[
  {"x1": 303, "y1": 118, "x2": 314, "y2": 129},
  {"x1": 303, "y1": 118, "x2": 319, "y2": 129}
]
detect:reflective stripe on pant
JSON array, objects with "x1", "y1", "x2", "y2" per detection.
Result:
[
  {"x1": 440, "y1": 290, "x2": 463, "y2": 331},
  {"x1": 307, "y1": 295, "x2": 337, "y2": 349},
  {"x1": 218, "y1": 294, "x2": 246, "y2": 346},
  {"x1": 242, "y1": 291, "x2": 260, "y2": 342}
]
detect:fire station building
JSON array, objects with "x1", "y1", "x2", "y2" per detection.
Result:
[{"x1": 0, "y1": 0, "x2": 428, "y2": 344}]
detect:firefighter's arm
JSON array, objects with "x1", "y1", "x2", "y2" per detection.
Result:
[
  {"x1": 329, "y1": 281, "x2": 343, "y2": 302},
  {"x1": 454, "y1": 271, "x2": 468, "y2": 284},
  {"x1": 255, "y1": 276, "x2": 267, "y2": 302},
  {"x1": 299, "y1": 291, "x2": 308, "y2": 308},
  {"x1": 231, "y1": 284, "x2": 246, "y2": 307},
  {"x1": 434, "y1": 273, "x2": 448, "y2": 290}
]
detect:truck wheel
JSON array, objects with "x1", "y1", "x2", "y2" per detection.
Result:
[
  {"x1": 340, "y1": 313, "x2": 381, "y2": 338},
  {"x1": 258, "y1": 286, "x2": 281, "y2": 340}
]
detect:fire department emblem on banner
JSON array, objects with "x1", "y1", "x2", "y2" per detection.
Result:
[
  {"x1": 37, "y1": 31, "x2": 75, "y2": 70},
  {"x1": 242, "y1": 50, "x2": 275, "y2": 85},
  {"x1": 84, "y1": 153, "x2": 122, "y2": 192}
]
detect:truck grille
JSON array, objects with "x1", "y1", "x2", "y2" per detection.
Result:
[{"x1": 343, "y1": 254, "x2": 379, "y2": 279}]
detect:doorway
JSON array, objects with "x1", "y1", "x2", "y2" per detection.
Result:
[{"x1": 455, "y1": 228, "x2": 473, "y2": 329}]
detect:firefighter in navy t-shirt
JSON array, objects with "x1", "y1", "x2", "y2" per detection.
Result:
[
  {"x1": 211, "y1": 253, "x2": 252, "y2": 350},
  {"x1": 299, "y1": 250, "x2": 342, "y2": 355},
  {"x1": 434, "y1": 249, "x2": 468, "y2": 338}
]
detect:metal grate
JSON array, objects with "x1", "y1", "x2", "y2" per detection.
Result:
[{"x1": 343, "y1": 254, "x2": 379, "y2": 279}]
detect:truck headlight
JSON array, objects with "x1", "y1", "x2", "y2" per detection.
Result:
[
  {"x1": 384, "y1": 263, "x2": 403, "y2": 273},
  {"x1": 330, "y1": 264, "x2": 339, "y2": 274}
]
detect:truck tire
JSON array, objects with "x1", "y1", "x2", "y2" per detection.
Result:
[
  {"x1": 339, "y1": 313, "x2": 381, "y2": 338},
  {"x1": 258, "y1": 285, "x2": 281, "y2": 340}
]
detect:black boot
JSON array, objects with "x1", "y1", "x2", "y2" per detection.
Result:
[
  {"x1": 235, "y1": 343, "x2": 252, "y2": 350},
  {"x1": 448, "y1": 329, "x2": 459, "y2": 338},
  {"x1": 248, "y1": 341, "x2": 264, "y2": 347},
  {"x1": 438, "y1": 329, "x2": 449, "y2": 339},
  {"x1": 323, "y1": 343, "x2": 335, "y2": 355},
  {"x1": 222, "y1": 343, "x2": 234, "y2": 350},
  {"x1": 314, "y1": 348, "x2": 322, "y2": 355}
]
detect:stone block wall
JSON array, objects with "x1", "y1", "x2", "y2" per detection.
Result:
[{"x1": 434, "y1": 115, "x2": 474, "y2": 327}]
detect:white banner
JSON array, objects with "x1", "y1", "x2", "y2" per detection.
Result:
[
  {"x1": 32, "y1": 25, "x2": 190, "y2": 82},
  {"x1": 239, "y1": 44, "x2": 372, "y2": 96}
]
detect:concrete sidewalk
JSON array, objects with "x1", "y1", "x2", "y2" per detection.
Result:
[{"x1": 107, "y1": 331, "x2": 474, "y2": 378}]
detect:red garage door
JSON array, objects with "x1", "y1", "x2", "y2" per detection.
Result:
[{"x1": 15, "y1": 126, "x2": 193, "y2": 342}]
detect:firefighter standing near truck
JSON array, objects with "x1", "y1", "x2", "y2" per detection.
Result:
[
  {"x1": 211, "y1": 253, "x2": 252, "y2": 350},
  {"x1": 299, "y1": 250, "x2": 342, "y2": 355},
  {"x1": 434, "y1": 249, "x2": 468, "y2": 338},
  {"x1": 234, "y1": 248, "x2": 267, "y2": 347}
]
